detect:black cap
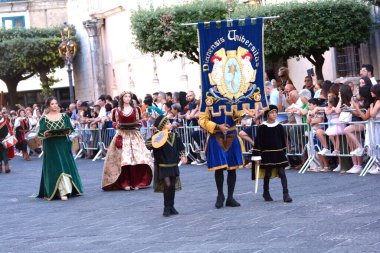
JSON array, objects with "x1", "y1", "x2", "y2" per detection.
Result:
[
  {"x1": 154, "y1": 115, "x2": 168, "y2": 131},
  {"x1": 264, "y1": 105, "x2": 278, "y2": 118}
]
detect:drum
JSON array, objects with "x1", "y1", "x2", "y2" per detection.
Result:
[
  {"x1": 27, "y1": 138, "x2": 41, "y2": 150},
  {"x1": 25, "y1": 130, "x2": 39, "y2": 150},
  {"x1": 25, "y1": 131, "x2": 37, "y2": 141}
]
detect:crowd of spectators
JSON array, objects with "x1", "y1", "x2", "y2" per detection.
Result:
[{"x1": 2, "y1": 64, "x2": 379, "y2": 174}]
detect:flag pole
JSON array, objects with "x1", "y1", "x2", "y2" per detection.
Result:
[{"x1": 180, "y1": 16, "x2": 280, "y2": 26}]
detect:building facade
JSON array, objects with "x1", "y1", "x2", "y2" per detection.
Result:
[{"x1": 67, "y1": 0, "x2": 201, "y2": 102}]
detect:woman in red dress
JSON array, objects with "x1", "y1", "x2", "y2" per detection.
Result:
[{"x1": 102, "y1": 91, "x2": 153, "y2": 190}]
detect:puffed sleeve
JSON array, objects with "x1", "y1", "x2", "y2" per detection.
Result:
[
  {"x1": 111, "y1": 108, "x2": 118, "y2": 123},
  {"x1": 198, "y1": 110, "x2": 217, "y2": 134},
  {"x1": 37, "y1": 117, "x2": 46, "y2": 138},
  {"x1": 64, "y1": 114, "x2": 74, "y2": 133},
  {"x1": 135, "y1": 107, "x2": 141, "y2": 121},
  {"x1": 252, "y1": 125, "x2": 262, "y2": 161}
]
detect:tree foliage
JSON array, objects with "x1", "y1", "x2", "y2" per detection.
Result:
[
  {"x1": 0, "y1": 27, "x2": 77, "y2": 106},
  {"x1": 131, "y1": 0, "x2": 372, "y2": 80},
  {"x1": 131, "y1": 0, "x2": 228, "y2": 62},
  {"x1": 362, "y1": 0, "x2": 380, "y2": 6}
]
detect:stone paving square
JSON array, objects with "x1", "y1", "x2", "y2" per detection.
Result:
[{"x1": 0, "y1": 157, "x2": 380, "y2": 253}]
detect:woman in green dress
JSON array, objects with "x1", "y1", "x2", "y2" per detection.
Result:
[{"x1": 37, "y1": 97, "x2": 83, "y2": 201}]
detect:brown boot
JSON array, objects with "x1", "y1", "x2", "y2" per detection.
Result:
[
  {"x1": 0, "y1": 164, "x2": 2, "y2": 173},
  {"x1": 5, "y1": 164, "x2": 10, "y2": 173},
  {"x1": 25, "y1": 152, "x2": 31, "y2": 161}
]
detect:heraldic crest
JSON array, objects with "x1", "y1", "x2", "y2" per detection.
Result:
[{"x1": 198, "y1": 18, "x2": 267, "y2": 111}]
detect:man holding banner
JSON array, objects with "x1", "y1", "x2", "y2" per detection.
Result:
[{"x1": 197, "y1": 18, "x2": 268, "y2": 208}]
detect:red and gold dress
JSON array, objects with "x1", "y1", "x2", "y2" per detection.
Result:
[{"x1": 101, "y1": 107, "x2": 153, "y2": 190}]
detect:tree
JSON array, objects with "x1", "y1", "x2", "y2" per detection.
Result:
[
  {"x1": 0, "y1": 28, "x2": 75, "y2": 107},
  {"x1": 131, "y1": 0, "x2": 372, "y2": 80},
  {"x1": 234, "y1": 0, "x2": 372, "y2": 80},
  {"x1": 131, "y1": 0, "x2": 228, "y2": 63}
]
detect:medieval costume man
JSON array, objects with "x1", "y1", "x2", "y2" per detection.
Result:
[
  {"x1": 252, "y1": 105, "x2": 292, "y2": 203},
  {"x1": 152, "y1": 115, "x2": 187, "y2": 217},
  {"x1": 199, "y1": 107, "x2": 245, "y2": 209}
]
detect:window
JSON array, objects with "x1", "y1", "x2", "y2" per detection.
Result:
[
  {"x1": 2, "y1": 16, "x2": 25, "y2": 29},
  {"x1": 335, "y1": 45, "x2": 361, "y2": 77}
]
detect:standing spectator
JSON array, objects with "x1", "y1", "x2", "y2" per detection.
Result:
[
  {"x1": 264, "y1": 81, "x2": 281, "y2": 108},
  {"x1": 144, "y1": 96, "x2": 164, "y2": 119},
  {"x1": 152, "y1": 92, "x2": 159, "y2": 106},
  {"x1": 369, "y1": 84, "x2": 380, "y2": 174},
  {"x1": 185, "y1": 91, "x2": 205, "y2": 165},
  {"x1": 156, "y1": 92, "x2": 166, "y2": 111},
  {"x1": 313, "y1": 80, "x2": 322, "y2": 98},
  {"x1": 105, "y1": 95, "x2": 113, "y2": 105},
  {"x1": 360, "y1": 64, "x2": 377, "y2": 85},
  {"x1": 303, "y1": 76, "x2": 315, "y2": 98},
  {"x1": 278, "y1": 67, "x2": 293, "y2": 91},
  {"x1": 169, "y1": 103, "x2": 184, "y2": 130},
  {"x1": 166, "y1": 92, "x2": 173, "y2": 103},
  {"x1": 344, "y1": 78, "x2": 373, "y2": 173}
]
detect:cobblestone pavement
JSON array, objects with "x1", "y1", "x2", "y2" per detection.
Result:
[{"x1": 1, "y1": 155, "x2": 380, "y2": 253}]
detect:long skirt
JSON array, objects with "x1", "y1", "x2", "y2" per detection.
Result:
[
  {"x1": 102, "y1": 129, "x2": 153, "y2": 190},
  {"x1": 37, "y1": 136, "x2": 83, "y2": 200}
]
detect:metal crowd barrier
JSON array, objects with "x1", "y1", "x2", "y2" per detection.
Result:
[{"x1": 64, "y1": 116, "x2": 380, "y2": 176}]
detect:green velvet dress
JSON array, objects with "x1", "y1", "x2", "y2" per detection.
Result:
[{"x1": 37, "y1": 114, "x2": 84, "y2": 200}]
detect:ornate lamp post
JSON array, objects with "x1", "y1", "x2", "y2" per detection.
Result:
[{"x1": 58, "y1": 22, "x2": 77, "y2": 103}]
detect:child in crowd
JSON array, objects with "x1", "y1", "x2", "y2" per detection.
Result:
[
  {"x1": 140, "y1": 112, "x2": 153, "y2": 141},
  {"x1": 324, "y1": 96, "x2": 344, "y2": 156},
  {"x1": 306, "y1": 98, "x2": 329, "y2": 172},
  {"x1": 152, "y1": 116, "x2": 187, "y2": 217}
]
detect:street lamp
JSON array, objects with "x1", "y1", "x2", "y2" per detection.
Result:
[{"x1": 58, "y1": 22, "x2": 77, "y2": 103}]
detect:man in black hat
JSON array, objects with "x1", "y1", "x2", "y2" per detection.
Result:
[{"x1": 252, "y1": 105, "x2": 292, "y2": 203}]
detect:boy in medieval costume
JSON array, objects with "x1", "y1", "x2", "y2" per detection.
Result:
[
  {"x1": 152, "y1": 115, "x2": 187, "y2": 217},
  {"x1": 252, "y1": 105, "x2": 293, "y2": 203}
]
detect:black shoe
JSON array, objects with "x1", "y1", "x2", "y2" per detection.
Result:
[
  {"x1": 163, "y1": 207, "x2": 171, "y2": 217},
  {"x1": 283, "y1": 193, "x2": 293, "y2": 203},
  {"x1": 170, "y1": 206, "x2": 179, "y2": 215},
  {"x1": 263, "y1": 192, "x2": 273, "y2": 201},
  {"x1": 215, "y1": 194, "x2": 225, "y2": 209},
  {"x1": 225, "y1": 198, "x2": 240, "y2": 207}
]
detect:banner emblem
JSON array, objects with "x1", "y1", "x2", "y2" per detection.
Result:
[{"x1": 198, "y1": 18, "x2": 267, "y2": 113}]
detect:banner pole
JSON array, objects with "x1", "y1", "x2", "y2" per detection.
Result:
[{"x1": 181, "y1": 16, "x2": 280, "y2": 26}]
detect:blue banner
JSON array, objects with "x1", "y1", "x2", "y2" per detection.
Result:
[{"x1": 198, "y1": 18, "x2": 267, "y2": 113}]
